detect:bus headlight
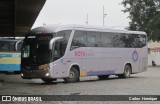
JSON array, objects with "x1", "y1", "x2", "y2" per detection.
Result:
[
  {"x1": 21, "y1": 73, "x2": 24, "y2": 77},
  {"x1": 45, "y1": 73, "x2": 49, "y2": 77}
]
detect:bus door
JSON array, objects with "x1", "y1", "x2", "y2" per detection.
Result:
[
  {"x1": 67, "y1": 30, "x2": 87, "y2": 77},
  {"x1": 52, "y1": 36, "x2": 72, "y2": 78}
]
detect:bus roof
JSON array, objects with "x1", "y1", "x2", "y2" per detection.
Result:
[
  {"x1": 0, "y1": 37, "x2": 24, "y2": 42},
  {"x1": 0, "y1": 37, "x2": 24, "y2": 39},
  {"x1": 29, "y1": 24, "x2": 146, "y2": 35}
]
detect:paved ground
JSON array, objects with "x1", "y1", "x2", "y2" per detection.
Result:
[{"x1": 0, "y1": 67, "x2": 160, "y2": 104}]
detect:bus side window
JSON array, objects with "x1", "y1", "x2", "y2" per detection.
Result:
[
  {"x1": 87, "y1": 32, "x2": 96, "y2": 47},
  {"x1": 0, "y1": 42, "x2": 10, "y2": 52},
  {"x1": 101, "y1": 32, "x2": 113, "y2": 47},
  {"x1": 53, "y1": 39, "x2": 66, "y2": 60},
  {"x1": 10, "y1": 42, "x2": 16, "y2": 52},
  {"x1": 86, "y1": 31, "x2": 101, "y2": 47},
  {"x1": 71, "y1": 31, "x2": 86, "y2": 50},
  {"x1": 53, "y1": 30, "x2": 72, "y2": 58},
  {"x1": 139, "y1": 35, "x2": 146, "y2": 47},
  {"x1": 53, "y1": 41, "x2": 60, "y2": 57}
]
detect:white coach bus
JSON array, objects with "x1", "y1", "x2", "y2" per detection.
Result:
[{"x1": 21, "y1": 24, "x2": 147, "y2": 83}]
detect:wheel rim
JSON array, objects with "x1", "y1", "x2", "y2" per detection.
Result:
[
  {"x1": 125, "y1": 66, "x2": 130, "y2": 77},
  {"x1": 69, "y1": 71, "x2": 75, "y2": 79}
]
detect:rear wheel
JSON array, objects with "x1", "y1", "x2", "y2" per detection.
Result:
[
  {"x1": 98, "y1": 75, "x2": 110, "y2": 80},
  {"x1": 41, "y1": 78, "x2": 57, "y2": 83},
  {"x1": 118, "y1": 65, "x2": 131, "y2": 78},
  {"x1": 64, "y1": 67, "x2": 79, "y2": 83}
]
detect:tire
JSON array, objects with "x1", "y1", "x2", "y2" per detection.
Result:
[
  {"x1": 118, "y1": 65, "x2": 131, "y2": 78},
  {"x1": 41, "y1": 78, "x2": 57, "y2": 83},
  {"x1": 64, "y1": 67, "x2": 79, "y2": 83},
  {"x1": 98, "y1": 75, "x2": 109, "y2": 80}
]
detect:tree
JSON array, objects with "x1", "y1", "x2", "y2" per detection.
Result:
[{"x1": 121, "y1": 0, "x2": 160, "y2": 41}]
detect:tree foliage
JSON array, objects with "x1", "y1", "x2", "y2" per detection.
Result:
[{"x1": 121, "y1": 0, "x2": 160, "y2": 41}]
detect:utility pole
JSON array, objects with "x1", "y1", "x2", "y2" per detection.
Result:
[
  {"x1": 103, "y1": 6, "x2": 107, "y2": 26},
  {"x1": 85, "y1": 14, "x2": 88, "y2": 25}
]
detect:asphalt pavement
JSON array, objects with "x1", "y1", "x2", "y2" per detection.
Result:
[{"x1": 0, "y1": 67, "x2": 160, "y2": 104}]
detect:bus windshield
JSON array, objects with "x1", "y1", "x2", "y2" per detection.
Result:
[
  {"x1": 22, "y1": 34, "x2": 53, "y2": 65},
  {"x1": 21, "y1": 30, "x2": 72, "y2": 65}
]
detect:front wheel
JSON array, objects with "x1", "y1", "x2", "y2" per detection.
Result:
[
  {"x1": 118, "y1": 65, "x2": 131, "y2": 78},
  {"x1": 64, "y1": 67, "x2": 79, "y2": 83}
]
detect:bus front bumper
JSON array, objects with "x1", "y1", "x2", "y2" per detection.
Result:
[{"x1": 21, "y1": 69, "x2": 51, "y2": 79}]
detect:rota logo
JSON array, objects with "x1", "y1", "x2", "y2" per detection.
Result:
[
  {"x1": 132, "y1": 49, "x2": 138, "y2": 62},
  {"x1": 74, "y1": 51, "x2": 85, "y2": 57}
]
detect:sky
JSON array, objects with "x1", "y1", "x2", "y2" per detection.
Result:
[{"x1": 32, "y1": 0, "x2": 130, "y2": 29}]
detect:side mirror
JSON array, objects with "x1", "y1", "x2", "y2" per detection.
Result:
[{"x1": 49, "y1": 37, "x2": 63, "y2": 50}]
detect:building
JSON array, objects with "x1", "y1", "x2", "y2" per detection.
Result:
[{"x1": 148, "y1": 41, "x2": 160, "y2": 66}]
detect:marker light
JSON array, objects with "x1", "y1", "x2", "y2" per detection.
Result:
[{"x1": 45, "y1": 73, "x2": 49, "y2": 77}]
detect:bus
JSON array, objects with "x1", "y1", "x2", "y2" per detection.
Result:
[
  {"x1": 0, "y1": 38, "x2": 23, "y2": 73},
  {"x1": 21, "y1": 24, "x2": 147, "y2": 83}
]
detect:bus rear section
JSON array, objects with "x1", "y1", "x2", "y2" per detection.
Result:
[
  {"x1": 0, "y1": 52, "x2": 21, "y2": 73},
  {"x1": 0, "y1": 39, "x2": 23, "y2": 73}
]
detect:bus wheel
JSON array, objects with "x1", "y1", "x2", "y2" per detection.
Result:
[
  {"x1": 64, "y1": 67, "x2": 79, "y2": 83},
  {"x1": 41, "y1": 78, "x2": 57, "y2": 83},
  {"x1": 98, "y1": 75, "x2": 109, "y2": 80},
  {"x1": 119, "y1": 65, "x2": 131, "y2": 78}
]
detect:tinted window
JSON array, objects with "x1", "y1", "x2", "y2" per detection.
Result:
[
  {"x1": 71, "y1": 31, "x2": 146, "y2": 48},
  {"x1": 112, "y1": 33, "x2": 146, "y2": 48},
  {"x1": 139, "y1": 34, "x2": 146, "y2": 47},
  {"x1": 37, "y1": 43, "x2": 49, "y2": 53},
  {"x1": 87, "y1": 32, "x2": 101, "y2": 47},
  {"x1": 112, "y1": 33, "x2": 126, "y2": 47},
  {"x1": 56, "y1": 30, "x2": 71, "y2": 41},
  {"x1": 0, "y1": 41, "x2": 18, "y2": 52},
  {"x1": 53, "y1": 30, "x2": 72, "y2": 60},
  {"x1": 0, "y1": 42, "x2": 10, "y2": 51},
  {"x1": 53, "y1": 39, "x2": 66, "y2": 60},
  {"x1": 71, "y1": 31, "x2": 87, "y2": 49},
  {"x1": 101, "y1": 32, "x2": 113, "y2": 47},
  {"x1": 123, "y1": 34, "x2": 146, "y2": 48},
  {"x1": 56, "y1": 30, "x2": 72, "y2": 54}
]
